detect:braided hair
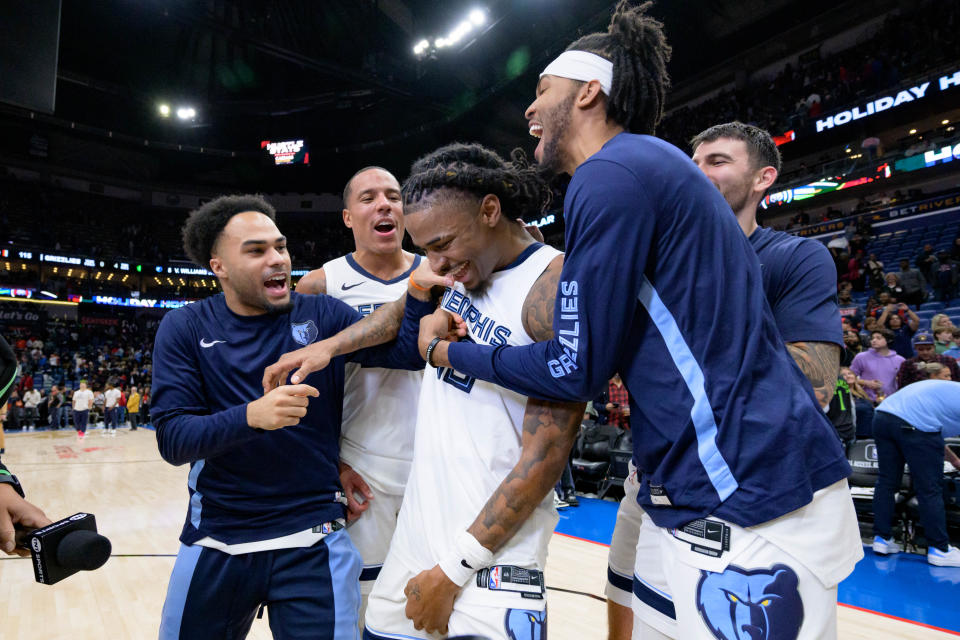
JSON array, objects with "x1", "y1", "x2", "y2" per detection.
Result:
[
  {"x1": 402, "y1": 142, "x2": 551, "y2": 220},
  {"x1": 567, "y1": 0, "x2": 671, "y2": 135}
]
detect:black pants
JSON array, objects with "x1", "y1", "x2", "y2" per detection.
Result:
[{"x1": 872, "y1": 411, "x2": 948, "y2": 550}]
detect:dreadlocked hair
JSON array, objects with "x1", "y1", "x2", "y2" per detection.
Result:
[
  {"x1": 402, "y1": 142, "x2": 552, "y2": 220},
  {"x1": 567, "y1": 0, "x2": 671, "y2": 135}
]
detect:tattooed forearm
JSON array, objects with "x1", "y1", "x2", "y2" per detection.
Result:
[
  {"x1": 786, "y1": 341, "x2": 840, "y2": 409},
  {"x1": 328, "y1": 296, "x2": 406, "y2": 357},
  {"x1": 468, "y1": 397, "x2": 586, "y2": 551}
]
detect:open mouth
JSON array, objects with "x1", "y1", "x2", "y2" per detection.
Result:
[
  {"x1": 445, "y1": 261, "x2": 470, "y2": 282},
  {"x1": 264, "y1": 273, "x2": 288, "y2": 296},
  {"x1": 529, "y1": 122, "x2": 543, "y2": 138},
  {"x1": 373, "y1": 219, "x2": 397, "y2": 236}
]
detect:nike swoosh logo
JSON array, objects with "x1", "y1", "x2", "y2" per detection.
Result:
[
  {"x1": 341, "y1": 282, "x2": 363, "y2": 290},
  {"x1": 200, "y1": 339, "x2": 225, "y2": 348}
]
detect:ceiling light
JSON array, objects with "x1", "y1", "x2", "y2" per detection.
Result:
[
  {"x1": 158, "y1": 104, "x2": 170, "y2": 117},
  {"x1": 469, "y1": 9, "x2": 486, "y2": 26},
  {"x1": 942, "y1": 119, "x2": 950, "y2": 125},
  {"x1": 176, "y1": 107, "x2": 196, "y2": 120},
  {"x1": 909, "y1": 128, "x2": 917, "y2": 134}
]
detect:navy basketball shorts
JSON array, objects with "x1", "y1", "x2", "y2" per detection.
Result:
[{"x1": 159, "y1": 528, "x2": 362, "y2": 640}]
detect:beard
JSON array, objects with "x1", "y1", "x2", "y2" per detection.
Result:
[{"x1": 538, "y1": 91, "x2": 576, "y2": 175}]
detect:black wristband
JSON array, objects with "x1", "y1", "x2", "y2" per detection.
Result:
[
  {"x1": 425, "y1": 337, "x2": 443, "y2": 368},
  {"x1": 0, "y1": 471, "x2": 24, "y2": 498}
]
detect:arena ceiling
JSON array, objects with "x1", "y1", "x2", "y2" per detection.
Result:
[{"x1": 44, "y1": 0, "x2": 853, "y2": 192}]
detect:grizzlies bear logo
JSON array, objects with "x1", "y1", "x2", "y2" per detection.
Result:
[
  {"x1": 291, "y1": 320, "x2": 318, "y2": 346},
  {"x1": 696, "y1": 563, "x2": 803, "y2": 640},
  {"x1": 504, "y1": 608, "x2": 545, "y2": 640}
]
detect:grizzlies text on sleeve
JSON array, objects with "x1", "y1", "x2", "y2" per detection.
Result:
[
  {"x1": 447, "y1": 133, "x2": 850, "y2": 530},
  {"x1": 151, "y1": 291, "x2": 430, "y2": 545}
]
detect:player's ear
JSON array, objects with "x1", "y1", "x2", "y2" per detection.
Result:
[
  {"x1": 209, "y1": 255, "x2": 226, "y2": 279},
  {"x1": 575, "y1": 79, "x2": 605, "y2": 110},
  {"x1": 479, "y1": 194, "x2": 502, "y2": 228},
  {"x1": 755, "y1": 166, "x2": 778, "y2": 193},
  {"x1": 342, "y1": 207, "x2": 353, "y2": 229}
]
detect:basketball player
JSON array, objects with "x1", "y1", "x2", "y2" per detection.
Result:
[
  {"x1": 267, "y1": 143, "x2": 584, "y2": 640},
  {"x1": 296, "y1": 166, "x2": 424, "y2": 619},
  {"x1": 605, "y1": 122, "x2": 844, "y2": 639},
  {"x1": 418, "y1": 3, "x2": 863, "y2": 639},
  {"x1": 151, "y1": 194, "x2": 440, "y2": 639}
]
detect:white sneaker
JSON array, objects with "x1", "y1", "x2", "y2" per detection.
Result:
[
  {"x1": 928, "y1": 545, "x2": 960, "y2": 567},
  {"x1": 872, "y1": 535, "x2": 901, "y2": 555}
]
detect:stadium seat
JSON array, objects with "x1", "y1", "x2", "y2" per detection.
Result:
[
  {"x1": 598, "y1": 430, "x2": 633, "y2": 500},
  {"x1": 920, "y1": 302, "x2": 946, "y2": 311},
  {"x1": 571, "y1": 421, "x2": 621, "y2": 493}
]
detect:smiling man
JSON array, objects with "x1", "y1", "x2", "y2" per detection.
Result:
[
  {"x1": 418, "y1": 3, "x2": 862, "y2": 639},
  {"x1": 152, "y1": 194, "x2": 436, "y2": 640},
  {"x1": 296, "y1": 167, "x2": 425, "y2": 619}
]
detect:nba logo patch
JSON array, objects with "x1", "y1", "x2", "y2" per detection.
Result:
[
  {"x1": 291, "y1": 320, "x2": 318, "y2": 346},
  {"x1": 489, "y1": 566, "x2": 502, "y2": 589}
]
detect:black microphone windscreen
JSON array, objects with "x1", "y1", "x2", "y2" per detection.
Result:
[{"x1": 56, "y1": 530, "x2": 112, "y2": 572}]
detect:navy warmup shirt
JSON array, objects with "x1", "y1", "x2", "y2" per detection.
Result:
[
  {"x1": 151, "y1": 291, "x2": 430, "y2": 545},
  {"x1": 750, "y1": 226, "x2": 842, "y2": 346},
  {"x1": 447, "y1": 133, "x2": 850, "y2": 530}
]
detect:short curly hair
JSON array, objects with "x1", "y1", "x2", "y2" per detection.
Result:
[{"x1": 182, "y1": 194, "x2": 276, "y2": 268}]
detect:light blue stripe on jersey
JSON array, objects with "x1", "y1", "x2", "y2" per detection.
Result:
[
  {"x1": 159, "y1": 543, "x2": 203, "y2": 639},
  {"x1": 326, "y1": 529, "x2": 362, "y2": 640},
  {"x1": 637, "y1": 276, "x2": 738, "y2": 501},
  {"x1": 188, "y1": 459, "x2": 205, "y2": 529}
]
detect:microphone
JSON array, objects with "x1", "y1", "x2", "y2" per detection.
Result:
[{"x1": 15, "y1": 513, "x2": 112, "y2": 584}]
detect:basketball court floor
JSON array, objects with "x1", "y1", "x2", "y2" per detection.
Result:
[{"x1": 1, "y1": 427, "x2": 957, "y2": 639}]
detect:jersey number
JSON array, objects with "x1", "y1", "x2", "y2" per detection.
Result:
[{"x1": 436, "y1": 336, "x2": 476, "y2": 394}]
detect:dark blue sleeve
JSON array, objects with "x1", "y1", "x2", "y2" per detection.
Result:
[
  {"x1": 152, "y1": 311, "x2": 259, "y2": 466},
  {"x1": 772, "y1": 240, "x2": 842, "y2": 345},
  {"x1": 348, "y1": 295, "x2": 433, "y2": 370},
  {"x1": 448, "y1": 159, "x2": 655, "y2": 401}
]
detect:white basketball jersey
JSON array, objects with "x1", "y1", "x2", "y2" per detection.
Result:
[
  {"x1": 390, "y1": 243, "x2": 562, "y2": 608},
  {"x1": 322, "y1": 253, "x2": 424, "y2": 495}
]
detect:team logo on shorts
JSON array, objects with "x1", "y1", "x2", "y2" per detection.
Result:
[
  {"x1": 696, "y1": 563, "x2": 803, "y2": 640},
  {"x1": 290, "y1": 320, "x2": 318, "y2": 346},
  {"x1": 504, "y1": 609, "x2": 545, "y2": 640}
]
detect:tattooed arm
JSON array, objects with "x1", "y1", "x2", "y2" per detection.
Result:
[
  {"x1": 469, "y1": 255, "x2": 585, "y2": 550},
  {"x1": 262, "y1": 262, "x2": 449, "y2": 390},
  {"x1": 785, "y1": 341, "x2": 840, "y2": 409}
]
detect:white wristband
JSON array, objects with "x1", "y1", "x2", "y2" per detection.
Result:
[{"x1": 437, "y1": 531, "x2": 495, "y2": 587}]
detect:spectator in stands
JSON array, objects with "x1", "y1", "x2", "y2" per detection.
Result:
[
  {"x1": 126, "y1": 386, "x2": 141, "y2": 431},
  {"x1": 931, "y1": 313, "x2": 955, "y2": 336},
  {"x1": 841, "y1": 329, "x2": 863, "y2": 367},
  {"x1": 932, "y1": 250, "x2": 958, "y2": 302},
  {"x1": 865, "y1": 253, "x2": 885, "y2": 291},
  {"x1": 603, "y1": 374, "x2": 630, "y2": 431},
  {"x1": 860, "y1": 316, "x2": 880, "y2": 347},
  {"x1": 871, "y1": 376, "x2": 960, "y2": 567},
  {"x1": 838, "y1": 287, "x2": 863, "y2": 331},
  {"x1": 851, "y1": 329, "x2": 905, "y2": 403},
  {"x1": 916, "y1": 243, "x2": 937, "y2": 281},
  {"x1": 935, "y1": 327, "x2": 956, "y2": 355},
  {"x1": 879, "y1": 302, "x2": 919, "y2": 358},
  {"x1": 840, "y1": 367, "x2": 874, "y2": 438},
  {"x1": 880, "y1": 273, "x2": 906, "y2": 302},
  {"x1": 838, "y1": 253, "x2": 865, "y2": 290},
  {"x1": 944, "y1": 329, "x2": 960, "y2": 360},
  {"x1": 896, "y1": 259, "x2": 928, "y2": 307},
  {"x1": 895, "y1": 332, "x2": 960, "y2": 388},
  {"x1": 951, "y1": 236, "x2": 960, "y2": 262}
]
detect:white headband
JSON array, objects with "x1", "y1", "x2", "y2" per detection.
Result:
[{"x1": 540, "y1": 50, "x2": 613, "y2": 96}]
